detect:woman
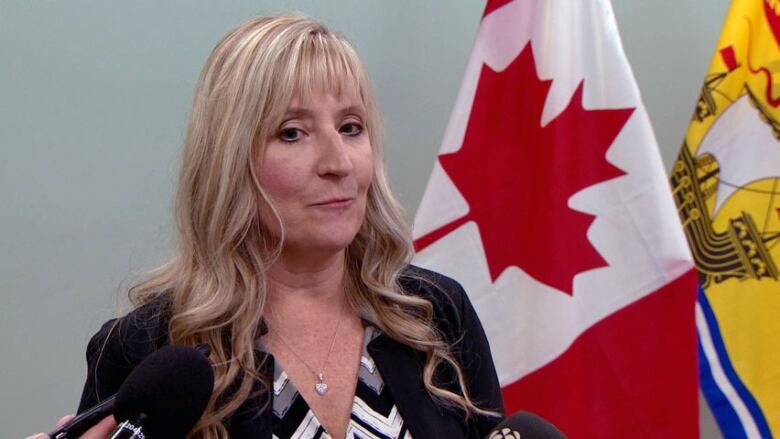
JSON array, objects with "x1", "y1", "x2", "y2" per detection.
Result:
[{"x1": 32, "y1": 14, "x2": 503, "y2": 439}]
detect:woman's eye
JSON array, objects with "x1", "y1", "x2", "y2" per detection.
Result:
[
  {"x1": 279, "y1": 128, "x2": 303, "y2": 142},
  {"x1": 340, "y1": 122, "x2": 363, "y2": 136}
]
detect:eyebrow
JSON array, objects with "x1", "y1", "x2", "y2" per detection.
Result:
[
  {"x1": 339, "y1": 104, "x2": 366, "y2": 117},
  {"x1": 281, "y1": 104, "x2": 366, "y2": 120},
  {"x1": 282, "y1": 108, "x2": 313, "y2": 119}
]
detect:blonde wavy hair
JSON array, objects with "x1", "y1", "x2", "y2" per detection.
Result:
[{"x1": 129, "y1": 15, "x2": 491, "y2": 438}]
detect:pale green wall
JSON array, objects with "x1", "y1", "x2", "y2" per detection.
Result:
[{"x1": 0, "y1": 1, "x2": 728, "y2": 437}]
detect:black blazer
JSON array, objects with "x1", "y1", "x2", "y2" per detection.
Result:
[{"x1": 77, "y1": 266, "x2": 504, "y2": 438}]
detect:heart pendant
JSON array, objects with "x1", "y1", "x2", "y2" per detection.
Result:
[{"x1": 315, "y1": 382, "x2": 328, "y2": 395}]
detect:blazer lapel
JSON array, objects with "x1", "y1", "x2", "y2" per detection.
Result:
[
  {"x1": 228, "y1": 352, "x2": 275, "y2": 439},
  {"x1": 368, "y1": 333, "x2": 465, "y2": 438}
]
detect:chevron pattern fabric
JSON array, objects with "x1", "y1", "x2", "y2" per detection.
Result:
[{"x1": 271, "y1": 326, "x2": 413, "y2": 439}]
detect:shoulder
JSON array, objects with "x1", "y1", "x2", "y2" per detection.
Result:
[
  {"x1": 399, "y1": 264, "x2": 467, "y2": 299},
  {"x1": 79, "y1": 295, "x2": 172, "y2": 410},
  {"x1": 398, "y1": 265, "x2": 471, "y2": 337},
  {"x1": 85, "y1": 296, "x2": 172, "y2": 365}
]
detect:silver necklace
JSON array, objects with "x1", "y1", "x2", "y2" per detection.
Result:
[{"x1": 268, "y1": 306, "x2": 344, "y2": 396}]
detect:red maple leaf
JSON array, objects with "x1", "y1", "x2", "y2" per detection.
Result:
[
  {"x1": 483, "y1": 0, "x2": 514, "y2": 17},
  {"x1": 415, "y1": 44, "x2": 634, "y2": 295}
]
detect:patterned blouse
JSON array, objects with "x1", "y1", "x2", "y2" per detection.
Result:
[{"x1": 269, "y1": 326, "x2": 413, "y2": 439}]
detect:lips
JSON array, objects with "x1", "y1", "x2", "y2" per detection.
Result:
[{"x1": 310, "y1": 197, "x2": 355, "y2": 207}]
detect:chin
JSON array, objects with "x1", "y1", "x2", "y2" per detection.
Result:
[
  {"x1": 318, "y1": 233, "x2": 361, "y2": 253},
  {"x1": 286, "y1": 229, "x2": 361, "y2": 255}
]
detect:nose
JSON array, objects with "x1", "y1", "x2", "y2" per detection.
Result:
[{"x1": 317, "y1": 130, "x2": 353, "y2": 177}]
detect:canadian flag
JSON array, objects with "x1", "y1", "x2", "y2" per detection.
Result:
[{"x1": 412, "y1": 1, "x2": 700, "y2": 437}]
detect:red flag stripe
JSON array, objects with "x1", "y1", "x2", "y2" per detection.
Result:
[{"x1": 501, "y1": 269, "x2": 700, "y2": 438}]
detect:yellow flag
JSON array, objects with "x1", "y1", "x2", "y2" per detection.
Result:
[{"x1": 672, "y1": 0, "x2": 780, "y2": 436}]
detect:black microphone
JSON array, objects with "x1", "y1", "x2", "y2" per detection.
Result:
[
  {"x1": 486, "y1": 411, "x2": 567, "y2": 439},
  {"x1": 108, "y1": 345, "x2": 214, "y2": 438},
  {"x1": 50, "y1": 395, "x2": 116, "y2": 439},
  {"x1": 49, "y1": 344, "x2": 212, "y2": 439}
]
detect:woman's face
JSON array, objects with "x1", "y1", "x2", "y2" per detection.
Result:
[{"x1": 257, "y1": 88, "x2": 373, "y2": 257}]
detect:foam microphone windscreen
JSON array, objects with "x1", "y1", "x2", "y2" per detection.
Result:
[
  {"x1": 487, "y1": 411, "x2": 567, "y2": 439},
  {"x1": 113, "y1": 345, "x2": 215, "y2": 438}
]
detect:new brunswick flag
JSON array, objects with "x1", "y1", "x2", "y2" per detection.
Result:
[
  {"x1": 412, "y1": 0, "x2": 699, "y2": 437},
  {"x1": 672, "y1": 0, "x2": 780, "y2": 437}
]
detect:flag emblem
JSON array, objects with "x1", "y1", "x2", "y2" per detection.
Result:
[{"x1": 672, "y1": 0, "x2": 780, "y2": 436}]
